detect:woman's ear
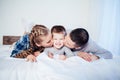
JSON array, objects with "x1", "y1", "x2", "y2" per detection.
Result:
[{"x1": 35, "y1": 43, "x2": 41, "y2": 47}]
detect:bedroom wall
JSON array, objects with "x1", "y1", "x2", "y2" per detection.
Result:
[{"x1": 0, "y1": 0, "x2": 101, "y2": 45}]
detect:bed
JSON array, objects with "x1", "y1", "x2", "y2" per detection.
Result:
[{"x1": 0, "y1": 36, "x2": 120, "y2": 80}]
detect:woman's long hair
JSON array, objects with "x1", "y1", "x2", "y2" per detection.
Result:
[{"x1": 15, "y1": 25, "x2": 49, "y2": 58}]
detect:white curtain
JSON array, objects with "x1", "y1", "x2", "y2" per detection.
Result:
[{"x1": 98, "y1": 0, "x2": 120, "y2": 56}]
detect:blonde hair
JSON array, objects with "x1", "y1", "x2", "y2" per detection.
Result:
[
  {"x1": 15, "y1": 24, "x2": 49, "y2": 58},
  {"x1": 29, "y1": 24, "x2": 49, "y2": 47}
]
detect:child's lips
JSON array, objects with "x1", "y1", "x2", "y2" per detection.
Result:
[{"x1": 55, "y1": 43, "x2": 61, "y2": 45}]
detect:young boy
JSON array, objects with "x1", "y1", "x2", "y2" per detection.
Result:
[{"x1": 43, "y1": 25, "x2": 74, "y2": 60}]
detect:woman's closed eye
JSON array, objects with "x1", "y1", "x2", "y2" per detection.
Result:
[{"x1": 47, "y1": 40, "x2": 51, "y2": 43}]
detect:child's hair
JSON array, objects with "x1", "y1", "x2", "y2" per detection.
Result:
[
  {"x1": 51, "y1": 25, "x2": 66, "y2": 37},
  {"x1": 29, "y1": 24, "x2": 49, "y2": 47}
]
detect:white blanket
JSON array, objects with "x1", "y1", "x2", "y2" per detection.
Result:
[{"x1": 0, "y1": 45, "x2": 120, "y2": 80}]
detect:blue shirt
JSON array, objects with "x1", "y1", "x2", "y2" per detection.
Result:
[{"x1": 10, "y1": 34, "x2": 30, "y2": 57}]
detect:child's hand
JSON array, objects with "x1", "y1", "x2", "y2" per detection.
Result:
[
  {"x1": 48, "y1": 52, "x2": 54, "y2": 58},
  {"x1": 59, "y1": 55, "x2": 66, "y2": 60}
]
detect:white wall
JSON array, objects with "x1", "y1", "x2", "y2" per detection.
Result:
[{"x1": 0, "y1": 0, "x2": 101, "y2": 45}]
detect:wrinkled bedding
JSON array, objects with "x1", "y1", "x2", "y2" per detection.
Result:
[{"x1": 0, "y1": 45, "x2": 120, "y2": 80}]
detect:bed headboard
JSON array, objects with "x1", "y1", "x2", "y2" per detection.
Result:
[{"x1": 3, "y1": 36, "x2": 21, "y2": 45}]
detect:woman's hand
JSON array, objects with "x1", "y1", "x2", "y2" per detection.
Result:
[{"x1": 26, "y1": 54, "x2": 37, "y2": 62}]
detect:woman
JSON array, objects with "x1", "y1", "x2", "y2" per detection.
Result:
[{"x1": 10, "y1": 24, "x2": 52, "y2": 62}]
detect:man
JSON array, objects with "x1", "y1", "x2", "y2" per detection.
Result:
[{"x1": 64, "y1": 28, "x2": 113, "y2": 62}]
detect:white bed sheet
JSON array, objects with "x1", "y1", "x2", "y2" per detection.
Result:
[{"x1": 0, "y1": 45, "x2": 120, "y2": 80}]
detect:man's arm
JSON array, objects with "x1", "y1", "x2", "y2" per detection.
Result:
[
  {"x1": 88, "y1": 39, "x2": 113, "y2": 59},
  {"x1": 75, "y1": 39, "x2": 113, "y2": 61}
]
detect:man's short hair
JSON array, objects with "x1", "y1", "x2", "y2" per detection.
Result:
[{"x1": 70, "y1": 28, "x2": 89, "y2": 47}]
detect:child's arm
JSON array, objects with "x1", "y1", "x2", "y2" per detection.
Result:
[
  {"x1": 64, "y1": 47, "x2": 75, "y2": 58},
  {"x1": 44, "y1": 48, "x2": 54, "y2": 58}
]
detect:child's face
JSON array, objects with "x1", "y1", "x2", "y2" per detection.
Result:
[{"x1": 52, "y1": 33, "x2": 65, "y2": 49}]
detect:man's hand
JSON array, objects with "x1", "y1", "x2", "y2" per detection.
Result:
[
  {"x1": 26, "y1": 54, "x2": 37, "y2": 62},
  {"x1": 77, "y1": 52, "x2": 92, "y2": 62},
  {"x1": 77, "y1": 52, "x2": 99, "y2": 62},
  {"x1": 90, "y1": 54, "x2": 99, "y2": 61}
]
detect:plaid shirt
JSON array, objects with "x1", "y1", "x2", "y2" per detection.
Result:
[{"x1": 10, "y1": 34, "x2": 30, "y2": 57}]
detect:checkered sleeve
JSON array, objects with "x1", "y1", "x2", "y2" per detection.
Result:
[{"x1": 10, "y1": 34, "x2": 30, "y2": 57}]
